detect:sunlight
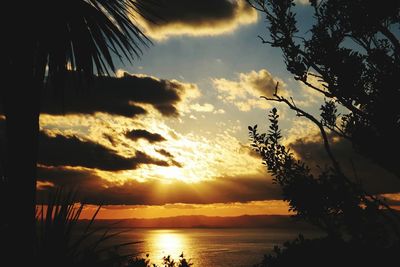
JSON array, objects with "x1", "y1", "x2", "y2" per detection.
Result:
[
  {"x1": 153, "y1": 166, "x2": 186, "y2": 182},
  {"x1": 149, "y1": 230, "x2": 187, "y2": 261},
  {"x1": 158, "y1": 233, "x2": 182, "y2": 251}
]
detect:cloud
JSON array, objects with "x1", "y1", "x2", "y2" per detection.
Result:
[
  {"x1": 135, "y1": 0, "x2": 258, "y2": 40},
  {"x1": 190, "y1": 103, "x2": 215, "y2": 112},
  {"x1": 294, "y1": 0, "x2": 311, "y2": 5},
  {"x1": 38, "y1": 131, "x2": 169, "y2": 171},
  {"x1": 37, "y1": 166, "x2": 280, "y2": 205},
  {"x1": 288, "y1": 134, "x2": 400, "y2": 195},
  {"x1": 42, "y1": 72, "x2": 200, "y2": 117},
  {"x1": 39, "y1": 109, "x2": 264, "y2": 184},
  {"x1": 188, "y1": 103, "x2": 225, "y2": 114},
  {"x1": 295, "y1": 72, "x2": 329, "y2": 107},
  {"x1": 381, "y1": 193, "x2": 400, "y2": 206},
  {"x1": 156, "y1": 149, "x2": 174, "y2": 158},
  {"x1": 156, "y1": 148, "x2": 183, "y2": 168},
  {"x1": 37, "y1": 166, "x2": 104, "y2": 191},
  {"x1": 213, "y1": 69, "x2": 285, "y2": 111},
  {"x1": 214, "y1": 109, "x2": 226, "y2": 114},
  {"x1": 125, "y1": 129, "x2": 166, "y2": 143}
]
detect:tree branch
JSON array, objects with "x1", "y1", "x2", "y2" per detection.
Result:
[
  {"x1": 379, "y1": 25, "x2": 400, "y2": 58},
  {"x1": 261, "y1": 83, "x2": 400, "y2": 228},
  {"x1": 296, "y1": 76, "x2": 334, "y2": 98},
  {"x1": 286, "y1": 43, "x2": 367, "y2": 119},
  {"x1": 260, "y1": 85, "x2": 343, "y2": 175}
]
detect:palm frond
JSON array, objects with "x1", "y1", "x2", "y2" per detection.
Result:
[{"x1": 35, "y1": 0, "x2": 155, "y2": 80}]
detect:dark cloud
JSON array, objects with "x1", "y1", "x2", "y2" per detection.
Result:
[
  {"x1": 133, "y1": 150, "x2": 169, "y2": 167},
  {"x1": 289, "y1": 135, "x2": 400, "y2": 195},
  {"x1": 38, "y1": 132, "x2": 169, "y2": 171},
  {"x1": 136, "y1": 0, "x2": 257, "y2": 39},
  {"x1": 126, "y1": 129, "x2": 166, "y2": 143},
  {"x1": 149, "y1": 0, "x2": 246, "y2": 25},
  {"x1": 37, "y1": 166, "x2": 103, "y2": 189},
  {"x1": 103, "y1": 133, "x2": 116, "y2": 147},
  {"x1": 156, "y1": 149, "x2": 174, "y2": 158},
  {"x1": 156, "y1": 148, "x2": 183, "y2": 168},
  {"x1": 41, "y1": 72, "x2": 196, "y2": 117},
  {"x1": 169, "y1": 159, "x2": 183, "y2": 168},
  {"x1": 37, "y1": 166, "x2": 280, "y2": 205}
]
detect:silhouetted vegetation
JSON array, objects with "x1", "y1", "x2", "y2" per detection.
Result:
[
  {"x1": 35, "y1": 188, "x2": 193, "y2": 267},
  {"x1": 36, "y1": 188, "x2": 135, "y2": 267},
  {"x1": 250, "y1": 109, "x2": 400, "y2": 265},
  {"x1": 125, "y1": 254, "x2": 193, "y2": 267},
  {"x1": 254, "y1": 235, "x2": 400, "y2": 267},
  {"x1": 248, "y1": 0, "x2": 400, "y2": 177},
  {"x1": 248, "y1": 0, "x2": 400, "y2": 265},
  {"x1": 250, "y1": 108, "x2": 400, "y2": 240},
  {"x1": 1, "y1": 0, "x2": 155, "y2": 262}
]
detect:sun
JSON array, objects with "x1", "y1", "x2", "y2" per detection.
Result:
[
  {"x1": 156, "y1": 166, "x2": 185, "y2": 180},
  {"x1": 151, "y1": 165, "x2": 204, "y2": 183}
]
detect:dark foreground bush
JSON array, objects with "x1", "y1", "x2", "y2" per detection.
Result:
[
  {"x1": 35, "y1": 188, "x2": 193, "y2": 267},
  {"x1": 127, "y1": 254, "x2": 193, "y2": 267},
  {"x1": 255, "y1": 235, "x2": 400, "y2": 267}
]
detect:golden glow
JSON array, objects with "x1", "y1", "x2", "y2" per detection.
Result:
[
  {"x1": 381, "y1": 193, "x2": 400, "y2": 210},
  {"x1": 149, "y1": 230, "x2": 186, "y2": 261},
  {"x1": 152, "y1": 166, "x2": 187, "y2": 182},
  {"x1": 40, "y1": 110, "x2": 264, "y2": 185},
  {"x1": 157, "y1": 231, "x2": 183, "y2": 252},
  {"x1": 381, "y1": 193, "x2": 400, "y2": 201},
  {"x1": 77, "y1": 200, "x2": 292, "y2": 219},
  {"x1": 36, "y1": 180, "x2": 55, "y2": 190}
]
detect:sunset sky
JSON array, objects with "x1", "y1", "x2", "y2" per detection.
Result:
[{"x1": 21, "y1": 0, "x2": 400, "y2": 219}]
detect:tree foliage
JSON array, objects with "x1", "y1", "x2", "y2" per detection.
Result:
[
  {"x1": 247, "y1": 2, "x2": 400, "y2": 261},
  {"x1": 1, "y1": 0, "x2": 156, "y2": 263},
  {"x1": 249, "y1": 108, "x2": 400, "y2": 243},
  {"x1": 247, "y1": 0, "x2": 400, "y2": 177},
  {"x1": 255, "y1": 234, "x2": 400, "y2": 267},
  {"x1": 4, "y1": 0, "x2": 154, "y2": 84}
]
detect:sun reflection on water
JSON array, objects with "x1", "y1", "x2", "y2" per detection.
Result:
[{"x1": 149, "y1": 230, "x2": 187, "y2": 262}]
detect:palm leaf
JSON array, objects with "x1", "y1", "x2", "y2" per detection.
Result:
[
  {"x1": 34, "y1": 0, "x2": 156, "y2": 82},
  {"x1": 36, "y1": 187, "x2": 142, "y2": 266}
]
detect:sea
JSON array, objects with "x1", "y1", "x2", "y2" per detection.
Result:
[{"x1": 101, "y1": 228, "x2": 321, "y2": 267}]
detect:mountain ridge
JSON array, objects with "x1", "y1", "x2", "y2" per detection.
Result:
[{"x1": 86, "y1": 214, "x2": 316, "y2": 229}]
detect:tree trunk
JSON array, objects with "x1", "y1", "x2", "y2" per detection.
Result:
[{"x1": 2, "y1": 60, "x2": 41, "y2": 263}]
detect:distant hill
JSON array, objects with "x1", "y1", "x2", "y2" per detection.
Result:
[{"x1": 86, "y1": 215, "x2": 316, "y2": 229}]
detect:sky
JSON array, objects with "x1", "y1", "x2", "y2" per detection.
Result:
[{"x1": 23, "y1": 0, "x2": 400, "y2": 219}]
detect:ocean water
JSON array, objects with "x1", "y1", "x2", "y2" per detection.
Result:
[{"x1": 103, "y1": 228, "x2": 320, "y2": 267}]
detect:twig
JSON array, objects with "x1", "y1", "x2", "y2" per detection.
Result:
[
  {"x1": 261, "y1": 84, "x2": 343, "y2": 176},
  {"x1": 261, "y1": 82, "x2": 400, "y2": 236}
]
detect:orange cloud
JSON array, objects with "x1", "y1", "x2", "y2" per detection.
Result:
[
  {"x1": 42, "y1": 72, "x2": 200, "y2": 118},
  {"x1": 37, "y1": 165, "x2": 280, "y2": 206},
  {"x1": 40, "y1": 109, "x2": 264, "y2": 184}
]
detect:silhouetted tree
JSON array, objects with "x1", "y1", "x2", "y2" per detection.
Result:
[
  {"x1": 249, "y1": 107, "x2": 400, "y2": 265},
  {"x1": 254, "y1": 234, "x2": 400, "y2": 267},
  {"x1": 248, "y1": 0, "x2": 400, "y2": 177},
  {"x1": 1, "y1": 0, "x2": 153, "y2": 262},
  {"x1": 247, "y1": 1, "x2": 400, "y2": 264},
  {"x1": 249, "y1": 108, "x2": 400, "y2": 242}
]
